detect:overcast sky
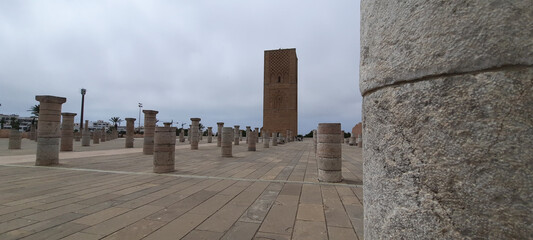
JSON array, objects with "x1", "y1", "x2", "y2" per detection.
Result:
[{"x1": 0, "y1": 0, "x2": 361, "y2": 134}]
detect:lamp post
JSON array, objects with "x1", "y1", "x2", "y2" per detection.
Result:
[
  {"x1": 80, "y1": 88, "x2": 86, "y2": 131},
  {"x1": 138, "y1": 103, "x2": 143, "y2": 130}
]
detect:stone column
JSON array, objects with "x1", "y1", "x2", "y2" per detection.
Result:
[
  {"x1": 153, "y1": 123, "x2": 176, "y2": 173},
  {"x1": 317, "y1": 123, "x2": 342, "y2": 183},
  {"x1": 125, "y1": 118, "x2": 135, "y2": 148},
  {"x1": 8, "y1": 129, "x2": 22, "y2": 149},
  {"x1": 74, "y1": 132, "x2": 81, "y2": 142},
  {"x1": 361, "y1": 1, "x2": 532, "y2": 239},
  {"x1": 340, "y1": 131, "x2": 345, "y2": 144},
  {"x1": 216, "y1": 122, "x2": 224, "y2": 147},
  {"x1": 35, "y1": 95, "x2": 66, "y2": 166},
  {"x1": 286, "y1": 130, "x2": 290, "y2": 143},
  {"x1": 187, "y1": 126, "x2": 191, "y2": 143},
  {"x1": 245, "y1": 126, "x2": 251, "y2": 143},
  {"x1": 279, "y1": 133, "x2": 284, "y2": 144},
  {"x1": 29, "y1": 123, "x2": 36, "y2": 141},
  {"x1": 357, "y1": 134, "x2": 362, "y2": 148},
  {"x1": 60, "y1": 112, "x2": 76, "y2": 151},
  {"x1": 247, "y1": 130, "x2": 256, "y2": 151},
  {"x1": 255, "y1": 127, "x2": 259, "y2": 143},
  {"x1": 81, "y1": 120, "x2": 91, "y2": 146},
  {"x1": 221, "y1": 127, "x2": 233, "y2": 157},
  {"x1": 349, "y1": 135, "x2": 355, "y2": 146},
  {"x1": 234, "y1": 125, "x2": 240, "y2": 145},
  {"x1": 207, "y1": 127, "x2": 213, "y2": 143},
  {"x1": 313, "y1": 129, "x2": 317, "y2": 153},
  {"x1": 142, "y1": 110, "x2": 158, "y2": 155},
  {"x1": 263, "y1": 130, "x2": 269, "y2": 148},
  {"x1": 100, "y1": 128, "x2": 106, "y2": 142},
  {"x1": 190, "y1": 118, "x2": 201, "y2": 150},
  {"x1": 179, "y1": 129, "x2": 185, "y2": 142},
  {"x1": 93, "y1": 130, "x2": 100, "y2": 144},
  {"x1": 271, "y1": 132, "x2": 277, "y2": 146}
]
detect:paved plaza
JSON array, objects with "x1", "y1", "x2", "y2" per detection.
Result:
[{"x1": 0, "y1": 138, "x2": 363, "y2": 240}]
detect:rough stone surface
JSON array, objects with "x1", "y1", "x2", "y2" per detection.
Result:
[
  {"x1": 8, "y1": 129, "x2": 22, "y2": 149},
  {"x1": 93, "y1": 130, "x2": 100, "y2": 144},
  {"x1": 360, "y1": 0, "x2": 533, "y2": 95},
  {"x1": 190, "y1": 118, "x2": 201, "y2": 150},
  {"x1": 125, "y1": 118, "x2": 135, "y2": 148},
  {"x1": 153, "y1": 125, "x2": 176, "y2": 173},
  {"x1": 142, "y1": 110, "x2": 158, "y2": 155},
  {"x1": 271, "y1": 132, "x2": 277, "y2": 146},
  {"x1": 248, "y1": 130, "x2": 256, "y2": 151},
  {"x1": 246, "y1": 126, "x2": 251, "y2": 144},
  {"x1": 217, "y1": 122, "x2": 224, "y2": 147},
  {"x1": 221, "y1": 127, "x2": 233, "y2": 157},
  {"x1": 35, "y1": 95, "x2": 66, "y2": 166},
  {"x1": 60, "y1": 112, "x2": 76, "y2": 151},
  {"x1": 234, "y1": 125, "x2": 240, "y2": 145},
  {"x1": 313, "y1": 129, "x2": 317, "y2": 153},
  {"x1": 207, "y1": 127, "x2": 213, "y2": 143},
  {"x1": 263, "y1": 130, "x2": 269, "y2": 148},
  {"x1": 317, "y1": 123, "x2": 342, "y2": 183},
  {"x1": 362, "y1": 1, "x2": 533, "y2": 238}
]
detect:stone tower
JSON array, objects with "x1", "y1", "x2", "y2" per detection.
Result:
[{"x1": 263, "y1": 48, "x2": 298, "y2": 136}]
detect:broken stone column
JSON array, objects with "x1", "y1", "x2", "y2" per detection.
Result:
[
  {"x1": 245, "y1": 126, "x2": 251, "y2": 143},
  {"x1": 217, "y1": 122, "x2": 224, "y2": 147},
  {"x1": 221, "y1": 127, "x2": 233, "y2": 157},
  {"x1": 278, "y1": 133, "x2": 285, "y2": 144},
  {"x1": 100, "y1": 128, "x2": 106, "y2": 142},
  {"x1": 234, "y1": 125, "x2": 240, "y2": 145},
  {"x1": 74, "y1": 132, "x2": 81, "y2": 142},
  {"x1": 29, "y1": 123, "x2": 36, "y2": 140},
  {"x1": 255, "y1": 127, "x2": 259, "y2": 143},
  {"x1": 313, "y1": 129, "x2": 317, "y2": 153},
  {"x1": 247, "y1": 130, "x2": 256, "y2": 151},
  {"x1": 60, "y1": 112, "x2": 76, "y2": 151},
  {"x1": 340, "y1": 131, "x2": 345, "y2": 144},
  {"x1": 153, "y1": 123, "x2": 176, "y2": 173},
  {"x1": 286, "y1": 130, "x2": 290, "y2": 143},
  {"x1": 317, "y1": 123, "x2": 342, "y2": 183},
  {"x1": 190, "y1": 118, "x2": 200, "y2": 150},
  {"x1": 179, "y1": 129, "x2": 184, "y2": 142},
  {"x1": 81, "y1": 120, "x2": 90, "y2": 147},
  {"x1": 357, "y1": 134, "x2": 362, "y2": 148},
  {"x1": 93, "y1": 130, "x2": 100, "y2": 144},
  {"x1": 8, "y1": 129, "x2": 21, "y2": 149},
  {"x1": 207, "y1": 127, "x2": 213, "y2": 143},
  {"x1": 35, "y1": 95, "x2": 66, "y2": 166},
  {"x1": 125, "y1": 118, "x2": 135, "y2": 148},
  {"x1": 361, "y1": 1, "x2": 532, "y2": 239},
  {"x1": 142, "y1": 110, "x2": 158, "y2": 155},
  {"x1": 263, "y1": 130, "x2": 269, "y2": 148},
  {"x1": 271, "y1": 132, "x2": 277, "y2": 146},
  {"x1": 187, "y1": 126, "x2": 191, "y2": 143}
]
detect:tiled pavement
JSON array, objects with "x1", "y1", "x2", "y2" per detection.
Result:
[{"x1": 0, "y1": 138, "x2": 363, "y2": 240}]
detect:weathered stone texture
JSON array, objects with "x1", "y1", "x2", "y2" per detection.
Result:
[
  {"x1": 361, "y1": 1, "x2": 533, "y2": 239},
  {"x1": 317, "y1": 123, "x2": 342, "y2": 183},
  {"x1": 8, "y1": 129, "x2": 21, "y2": 149},
  {"x1": 190, "y1": 118, "x2": 201, "y2": 150},
  {"x1": 153, "y1": 124, "x2": 176, "y2": 173},
  {"x1": 207, "y1": 127, "x2": 213, "y2": 143},
  {"x1": 217, "y1": 122, "x2": 224, "y2": 147},
  {"x1": 248, "y1": 130, "x2": 256, "y2": 151},
  {"x1": 221, "y1": 127, "x2": 233, "y2": 157},
  {"x1": 35, "y1": 95, "x2": 66, "y2": 166},
  {"x1": 142, "y1": 110, "x2": 158, "y2": 155},
  {"x1": 125, "y1": 118, "x2": 135, "y2": 148},
  {"x1": 60, "y1": 112, "x2": 76, "y2": 151},
  {"x1": 81, "y1": 120, "x2": 90, "y2": 146}
]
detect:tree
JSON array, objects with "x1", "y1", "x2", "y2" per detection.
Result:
[
  {"x1": 304, "y1": 130, "x2": 314, "y2": 138},
  {"x1": 28, "y1": 104, "x2": 40, "y2": 117},
  {"x1": 109, "y1": 117, "x2": 122, "y2": 130}
]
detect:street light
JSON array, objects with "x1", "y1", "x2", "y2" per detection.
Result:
[
  {"x1": 138, "y1": 103, "x2": 143, "y2": 130},
  {"x1": 80, "y1": 88, "x2": 87, "y2": 131}
]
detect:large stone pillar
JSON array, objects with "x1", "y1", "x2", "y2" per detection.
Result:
[
  {"x1": 207, "y1": 127, "x2": 213, "y2": 143},
  {"x1": 234, "y1": 125, "x2": 240, "y2": 145},
  {"x1": 29, "y1": 123, "x2": 36, "y2": 141},
  {"x1": 221, "y1": 127, "x2": 233, "y2": 157},
  {"x1": 255, "y1": 127, "x2": 259, "y2": 143},
  {"x1": 271, "y1": 132, "x2": 277, "y2": 146},
  {"x1": 142, "y1": 110, "x2": 158, "y2": 155},
  {"x1": 313, "y1": 129, "x2": 317, "y2": 153},
  {"x1": 35, "y1": 95, "x2": 66, "y2": 166},
  {"x1": 125, "y1": 118, "x2": 135, "y2": 148},
  {"x1": 361, "y1": 1, "x2": 532, "y2": 239},
  {"x1": 60, "y1": 112, "x2": 76, "y2": 151},
  {"x1": 8, "y1": 129, "x2": 21, "y2": 149},
  {"x1": 81, "y1": 120, "x2": 91, "y2": 146},
  {"x1": 153, "y1": 123, "x2": 176, "y2": 173},
  {"x1": 74, "y1": 132, "x2": 81, "y2": 142},
  {"x1": 245, "y1": 126, "x2": 251, "y2": 143},
  {"x1": 93, "y1": 130, "x2": 100, "y2": 144},
  {"x1": 247, "y1": 130, "x2": 256, "y2": 151},
  {"x1": 317, "y1": 123, "x2": 342, "y2": 183},
  {"x1": 216, "y1": 122, "x2": 224, "y2": 147},
  {"x1": 190, "y1": 118, "x2": 200, "y2": 150},
  {"x1": 263, "y1": 130, "x2": 269, "y2": 148},
  {"x1": 179, "y1": 129, "x2": 184, "y2": 142},
  {"x1": 187, "y1": 126, "x2": 191, "y2": 143}
]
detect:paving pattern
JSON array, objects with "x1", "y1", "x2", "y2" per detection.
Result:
[{"x1": 0, "y1": 138, "x2": 363, "y2": 240}]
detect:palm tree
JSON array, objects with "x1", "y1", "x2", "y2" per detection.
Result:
[
  {"x1": 28, "y1": 104, "x2": 40, "y2": 116},
  {"x1": 109, "y1": 117, "x2": 122, "y2": 130}
]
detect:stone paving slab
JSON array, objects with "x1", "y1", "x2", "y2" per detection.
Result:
[{"x1": 0, "y1": 138, "x2": 363, "y2": 239}]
